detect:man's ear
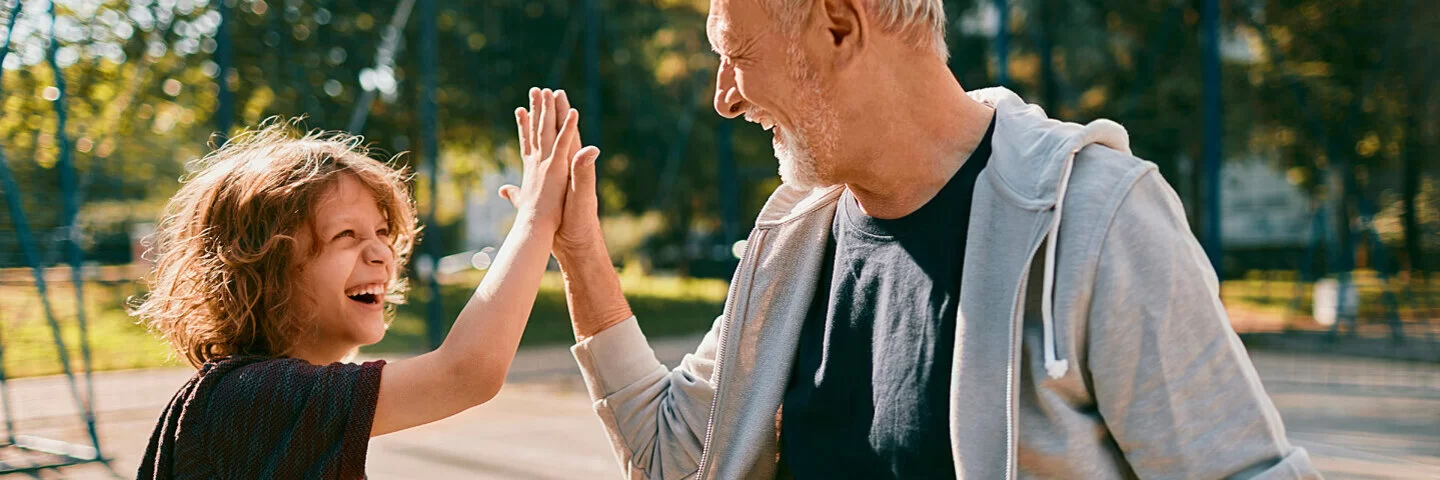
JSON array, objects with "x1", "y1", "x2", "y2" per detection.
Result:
[{"x1": 818, "y1": 0, "x2": 866, "y2": 68}]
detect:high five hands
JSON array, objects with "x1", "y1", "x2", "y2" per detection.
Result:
[{"x1": 499, "y1": 87, "x2": 604, "y2": 256}]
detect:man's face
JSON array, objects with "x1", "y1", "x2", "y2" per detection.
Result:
[{"x1": 708, "y1": 0, "x2": 841, "y2": 189}]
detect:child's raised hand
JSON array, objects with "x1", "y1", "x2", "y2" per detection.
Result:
[{"x1": 499, "y1": 88, "x2": 596, "y2": 233}]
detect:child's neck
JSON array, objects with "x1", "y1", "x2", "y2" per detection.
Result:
[{"x1": 291, "y1": 342, "x2": 356, "y2": 365}]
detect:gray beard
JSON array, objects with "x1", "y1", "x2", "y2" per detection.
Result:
[{"x1": 773, "y1": 44, "x2": 839, "y2": 189}]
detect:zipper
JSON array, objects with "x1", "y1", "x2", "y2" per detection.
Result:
[
  {"x1": 1006, "y1": 225, "x2": 1048, "y2": 480},
  {"x1": 1005, "y1": 149, "x2": 1078, "y2": 479},
  {"x1": 695, "y1": 228, "x2": 764, "y2": 480}
]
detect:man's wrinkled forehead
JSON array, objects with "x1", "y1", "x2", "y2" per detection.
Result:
[
  {"x1": 706, "y1": 17, "x2": 731, "y2": 54},
  {"x1": 706, "y1": 0, "x2": 750, "y2": 54}
]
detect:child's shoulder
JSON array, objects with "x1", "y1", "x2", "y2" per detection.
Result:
[
  {"x1": 173, "y1": 355, "x2": 383, "y2": 436},
  {"x1": 199, "y1": 354, "x2": 303, "y2": 377},
  {"x1": 191, "y1": 355, "x2": 296, "y2": 391},
  {"x1": 196, "y1": 356, "x2": 384, "y2": 404}
]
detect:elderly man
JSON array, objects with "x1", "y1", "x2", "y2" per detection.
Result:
[{"x1": 539, "y1": 0, "x2": 1320, "y2": 478}]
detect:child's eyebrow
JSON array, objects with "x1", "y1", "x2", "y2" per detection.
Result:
[
  {"x1": 321, "y1": 215, "x2": 388, "y2": 230},
  {"x1": 316, "y1": 215, "x2": 357, "y2": 231}
]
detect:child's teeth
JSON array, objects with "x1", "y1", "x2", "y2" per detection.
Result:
[{"x1": 346, "y1": 284, "x2": 385, "y2": 296}]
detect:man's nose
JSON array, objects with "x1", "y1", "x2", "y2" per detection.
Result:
[{"x1": 713, "y1": 58, "x2": 746, "y2": 119}]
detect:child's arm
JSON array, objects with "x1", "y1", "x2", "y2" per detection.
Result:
[{"x1": 369, "y1": 88, "x2": 592, "y2": 437}]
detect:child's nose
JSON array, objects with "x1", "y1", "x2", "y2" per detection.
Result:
[{"x1": 363, "y1": 241, "x2": 392, "y2": 265}]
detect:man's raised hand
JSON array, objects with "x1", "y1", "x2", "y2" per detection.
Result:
[{"x1": 498, "y1": 87, "x2": 596, "y2": 233}]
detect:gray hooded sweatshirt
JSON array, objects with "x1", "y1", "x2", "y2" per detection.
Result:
[{"x1": 570, "y1": 87, "x2": 1320, "y2": 479}]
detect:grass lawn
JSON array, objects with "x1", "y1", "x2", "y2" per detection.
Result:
[
  {"x1": 1221, "y1": 270, "x2": 1439, "y2": 326},
  {"x1": 0, "y1": 267, "x2": 1433, "y2": 379},
  {"x1": 0, "y1": 280, "x2": 176, "y2": 378},
  {"x1": 0, "y1": 268, "x2": 727, "y2": 378},
  {"x1": 370, "y1": 269, "x2": 728, "y2": 353}
]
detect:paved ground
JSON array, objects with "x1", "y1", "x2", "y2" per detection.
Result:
[{"x1": 3, "y1": 336, "x2": 1437, "y2": 479}]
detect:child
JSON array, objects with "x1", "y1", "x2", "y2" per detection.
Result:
[{"x1": 134, "y1": 88, "x2": 595, "y2": 478}]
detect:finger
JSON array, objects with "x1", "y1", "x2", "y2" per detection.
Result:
[
  {"x1": 553, "y1": 109, "x2": 580, "y2": 160},
  {"x1": 497, "y1": 185, "x2": 520, "y2": 208},
  {"x1": 514, "y1": 107, "x2": 532, "y2": 158},
  {"x1": 555, "y1": 90, "x2": 582, "y2": 145},
  {"x1": 570, "y1": 146, "x2": 600, "y2": 193},
  {"x1": 555, "y1": 90, "x2": 571, "y2": 117},
  {"x1": 538, "y1": 89, "x2": 557, "y2": 157},
  {"x1": 528, "y1": 87, "x2": 542, "y2": 153},
  {"x1": 555, "y1": 90, "x2": 573, "y2": 126}
]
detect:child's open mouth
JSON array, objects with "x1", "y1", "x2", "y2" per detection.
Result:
[
  {"x1": 347, "y1": 293, "x2": 380, "y2": 305},
  {"x1": 344, "y1": 283, "x2": 386, "y2": 306}
]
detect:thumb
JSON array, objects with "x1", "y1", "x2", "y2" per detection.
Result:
[
  {"x1": 497, "y1": 185, "x2": 520, "y2": 208},
  {"x1": 570, "y1": 146, "x2": 600, "y2": 193}
]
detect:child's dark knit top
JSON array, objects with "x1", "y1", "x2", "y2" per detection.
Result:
[{"x1": 138, "y1": 356, "x2": 386, "y2": 479}]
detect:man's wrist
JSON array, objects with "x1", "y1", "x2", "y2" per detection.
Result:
[
  {"x1": 554, "y1": 240, "x2": 633, "y2": 340},
  {"x1": 554, "y1": 237, "x2": 609, "y2": 267}
]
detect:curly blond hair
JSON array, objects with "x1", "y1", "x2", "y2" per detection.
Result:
[{"x1": 132, "y1": 118, "x2": 418, "y2": 368}]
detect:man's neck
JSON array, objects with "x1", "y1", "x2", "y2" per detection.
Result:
[{"x1": 838, "y1": 60, "x2": 994, "y2": 220}]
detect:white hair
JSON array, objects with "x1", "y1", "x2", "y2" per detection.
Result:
[{"x1": 762, "y1": 0, "x2": 948, "y2": 61}]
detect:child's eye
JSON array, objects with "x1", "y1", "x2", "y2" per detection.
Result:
[
  {"x1": 376, "y1": 228, "x2": 390, "y2": 238},
  {"x1": 333, "y1": 229, "x2": 355, "y2": 240}
]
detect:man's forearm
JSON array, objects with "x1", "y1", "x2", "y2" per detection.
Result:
[{"x1": 556, "y1": 242, "x2": 633, "y2": 340}]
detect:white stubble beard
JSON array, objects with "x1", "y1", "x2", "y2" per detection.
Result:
[{"x1": 773, "y1": 41, "x2": 841, "y2": 190}]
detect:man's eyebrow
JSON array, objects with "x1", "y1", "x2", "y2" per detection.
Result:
[{"x1": 707, "y1": 18, "x2": 734, "y2": 55}]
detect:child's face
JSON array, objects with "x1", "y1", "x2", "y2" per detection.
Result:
[{"x1": 296, "y1": 173, "x2": 395, "y2": 356}]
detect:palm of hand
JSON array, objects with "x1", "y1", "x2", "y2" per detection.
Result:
[
  {"x1": 502, "y1": 88, "x2": 582, "y2": 231},
  {"x1": 502, "y1": 88, "x2": 602, "y2": 249}
]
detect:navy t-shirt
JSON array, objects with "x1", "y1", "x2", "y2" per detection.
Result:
[{"x1": 778, "y1": 117, "x2": 994, "y2": 479}]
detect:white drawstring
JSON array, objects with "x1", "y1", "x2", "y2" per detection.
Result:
[
  {"x1": 1037, "y1": 118, "x2": 1130, "y2": 380},
  {"x1": 1041, "y1": 150, "x2": 1078, "y2": 380}
]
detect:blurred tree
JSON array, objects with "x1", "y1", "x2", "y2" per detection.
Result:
[
  {"x1": 1241, "y1": 0, "x2": 1437, "y2": 274},
  {"x1": 0, "y1": 0, "x2": 215, "y2": 265},
  {"x1": 0, "y1": 0, "x2": 1432, "y2": 275}
]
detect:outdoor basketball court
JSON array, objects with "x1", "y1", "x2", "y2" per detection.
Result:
[{"x1": 2, "y1": 336, "x2": 1434, "y2": 479}]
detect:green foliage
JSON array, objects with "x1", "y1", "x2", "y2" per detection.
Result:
[{"x1": 0, "y1": 0, "x2": 1433, "y2": 271}]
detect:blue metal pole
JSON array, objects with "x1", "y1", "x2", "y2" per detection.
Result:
[
  {"x1": 717, "y1": 121, "x2": 738, "y2": 243},
  {"x1": 584, "y1": 0, "x2": 601, "y2": 196},
  {"x1": 420, "y1": 0, "x2": 444, "y2": 350},
  {"x1": 347, "y1": 0, "x2": 416, "y2": 133},
  {"x1": 993, "y1": 0, "x2": 1008, "y2": 86},
  {"x1": 46, "y1": 0, "x2": 102, "y2": 457},
  {"x1": 1201, "y1": 0, "x2": 1223, "y2": 279},
  {"x1": 0, "y1": 0, "x2": 25, "y2": 446},
  {"x1": 214, "y1": 0, "x2": 233, "y2": 141}
]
